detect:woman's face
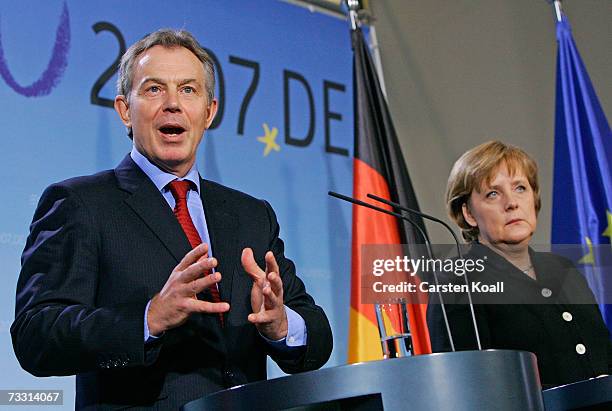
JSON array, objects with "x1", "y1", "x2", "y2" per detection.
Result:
[{"x1": 462, "y1": 165, "x2": 537, "y2": 248}]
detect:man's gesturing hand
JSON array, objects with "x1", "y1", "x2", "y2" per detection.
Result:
[
  {"x1": 242, "y1": 248, "x2": 288, "y2": 341},
  {"x1": 147, "y1": 243, "x2": 230, "y2": 336}
]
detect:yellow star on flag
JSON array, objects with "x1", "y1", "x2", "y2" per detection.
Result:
[
  {"x1": 578, "y1": 236, "x2": 595, "y2": 265},
  {"x1": 602, "y1": 210, "x2": 612, "y2": 239},
  {"x1": 257, "y1": 123, "x2": 280, "y2": 157}
]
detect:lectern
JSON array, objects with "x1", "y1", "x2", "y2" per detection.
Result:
[
  {"x1": 543, "y1": 375, "x2": 612, "y2": 410},
  {"x1": 182, "y1": 350, "x2": 543, "y2": 411}
]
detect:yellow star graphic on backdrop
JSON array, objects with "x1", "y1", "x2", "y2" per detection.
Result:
[{"x1": 257, "y1": 123, "x2": 280, "y2": 157}]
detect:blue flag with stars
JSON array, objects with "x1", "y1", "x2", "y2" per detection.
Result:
[{"x1": 551, "y1": 14, "x2": 612, "y2": 329}]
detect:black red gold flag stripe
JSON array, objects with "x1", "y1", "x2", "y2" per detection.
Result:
[{"x1": 349, "y1": 27, "x2": 431, "y2": 362}]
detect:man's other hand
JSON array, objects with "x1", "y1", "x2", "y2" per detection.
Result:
[{"x1": 242, "y1": 248, "x2": 288, "y2": 341}]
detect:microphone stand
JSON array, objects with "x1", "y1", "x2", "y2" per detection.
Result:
[
  {"x1": 366, "y1": 193, "x2": 482, "y2": 350},
  {"x1": 328, "y1": 191, "x2": 456, "y2": 352}
]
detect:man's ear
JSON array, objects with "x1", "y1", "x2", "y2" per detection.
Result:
[
  {"x1": 204, "y1": 99, "x2": 218, "y2": 129},
  {"x1": 462, "y1": 202, "x2": 478, "y2": 228},
  {"x1": 114, "y1": 95, "x2": 131, "y2": 128}
]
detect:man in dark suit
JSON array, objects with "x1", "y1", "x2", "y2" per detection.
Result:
[{"x1": 11, "y1": 29, "x2": 332, "y2": 410}]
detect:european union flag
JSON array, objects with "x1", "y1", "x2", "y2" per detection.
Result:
[{"x1": 551, "y1": 14, "x2": 612, "y2": 328}]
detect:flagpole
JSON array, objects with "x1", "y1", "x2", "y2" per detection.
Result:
[
  {"x1": 347, "y1": 0, "x2": 359, "y2": 30},
  {"x1": 553, "y1": 0, "x2": 563, "y2": 22},
  {"x1": 368, "y1": 27, "x2": 389, "y2": 100}
]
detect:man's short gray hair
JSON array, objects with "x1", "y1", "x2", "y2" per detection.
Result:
[{"x1": 116, "y1": 29, "x2": 215, "y2": 103}]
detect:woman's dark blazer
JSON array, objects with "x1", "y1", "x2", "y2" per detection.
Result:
[{"x1": 427, "y1": 244, "x2": 612, "y2": 388}]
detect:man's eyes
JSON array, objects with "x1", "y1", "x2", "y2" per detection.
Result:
[{"x1": 144, "y1": 85, "x2": 196, "y2": 94}]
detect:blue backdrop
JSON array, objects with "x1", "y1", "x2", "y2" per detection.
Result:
[{"x1": 0, "y1": 1, "x2": 354, "y2": 407}]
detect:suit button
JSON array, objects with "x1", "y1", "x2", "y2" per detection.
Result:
[
  {"x1": 562, "y1": 312, "x2": 573, "y2": 322},
  {"x1": 576, "y1": 344, "x2": 586, "y2": 355},
  {"x1": 541, "y1": 288, "x2": 552, "y2": 298}
]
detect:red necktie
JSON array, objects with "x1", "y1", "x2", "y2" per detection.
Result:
[{"x1": 168, "y1": 180, "x2": 223, "y2": 325}]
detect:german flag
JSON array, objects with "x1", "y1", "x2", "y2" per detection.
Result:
[{"x1": 348, "y1": 27, "x2": 432, "y2": 363}]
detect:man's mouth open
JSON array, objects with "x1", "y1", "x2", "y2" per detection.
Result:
[{"x1": 159, "y1": 125, "x2": 186, "y2": 137}]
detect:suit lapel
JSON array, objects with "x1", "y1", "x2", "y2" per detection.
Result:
[
  {"x1": 200, "y1": 179, "x2": 240, "y2": 306},
  {"x1": 115, "y1": 155, "x2": 192, "y2": 263}
]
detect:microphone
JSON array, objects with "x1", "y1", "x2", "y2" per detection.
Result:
[
  {"x1": 329, "y1": 191, "x2": 429, "y2": 248},
  {"x1": 328, "y1": 191, "x2": 456, "y2": 352},
  {"x1": 366, "y1": 193, "x2": 482, "y2": 350}
]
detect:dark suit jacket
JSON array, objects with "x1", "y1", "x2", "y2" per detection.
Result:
[
  {"x1": 427, "y1": 244, "x2": 612, "y2": 388},
  {"x1": 11, "y1": 155, "x2": 333, "y2": 410}
]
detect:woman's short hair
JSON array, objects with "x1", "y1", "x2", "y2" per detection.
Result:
[{"x1": 446, "y1": 140, "x2": 541, "y2": 242}]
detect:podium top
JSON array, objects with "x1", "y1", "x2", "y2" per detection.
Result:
[
  {"x1": 183, "y1": 350, "x2": 544, "y2": 411},
  {"x1": 543, "y1": 375, "x2": 612, "y2": 411}
]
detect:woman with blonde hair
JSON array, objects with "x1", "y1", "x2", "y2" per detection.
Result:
[{"x1": 428, "y1": 140, "x2": 612, "y2": 388}]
